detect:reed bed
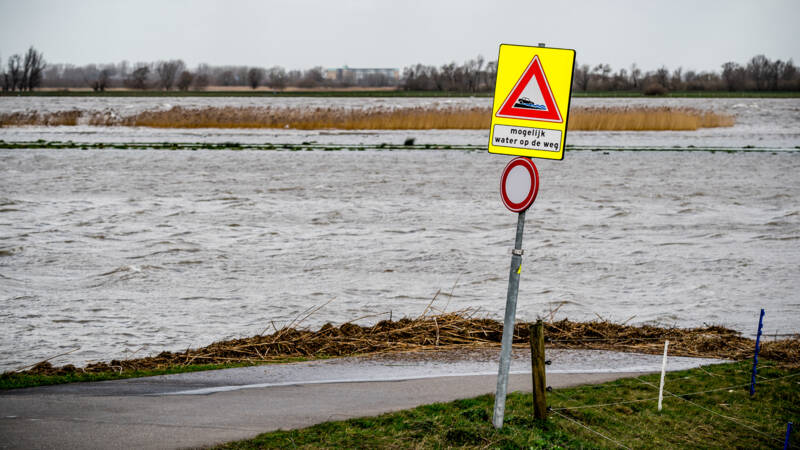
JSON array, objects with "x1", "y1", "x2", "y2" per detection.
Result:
[
  {"x1": 569, "y1": 106, "x2": 735, "y2": 131},
  {"x1": 0, "y1": 110, "x2": 84, "y2": 127},
  {"x1": 14, "y1": 311, "x2": 797, "y2": 376},
  {"x1": 126, "y1": 106, "x2": 489, "y2": 130},
  {"x1": 1, "y1": 106, "x2": 734, "y2": 131}
]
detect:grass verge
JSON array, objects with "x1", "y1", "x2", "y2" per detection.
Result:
[{"x1": 215, "y1": 360, "x2": 799, "y2": 449}]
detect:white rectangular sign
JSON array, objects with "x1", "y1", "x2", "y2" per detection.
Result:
[{"x1": 491, "y1": 124, "x2": 562, "y2": 153}]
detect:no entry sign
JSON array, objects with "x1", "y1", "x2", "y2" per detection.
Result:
[{"x1": 500, "y1": 157, "x2": 539, "y2": 212}]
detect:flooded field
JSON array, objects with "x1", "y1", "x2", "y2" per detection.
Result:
[
  {"x1": 1, "y1": 97, "x2": 799, "y2": 372},
  {"x1": 2, "y1": 97, "x2": 799, "y2": 149}
]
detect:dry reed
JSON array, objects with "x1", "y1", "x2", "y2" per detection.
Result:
[
  {"x1": 13, "y1": 311, "x2": 797, "y2": 376},
  {"x1": 0, "y1": 106, "x2": 734, "y2": 131},
  {"x1": 569, "y1": 106, "x2": 735, "y2": 131}
]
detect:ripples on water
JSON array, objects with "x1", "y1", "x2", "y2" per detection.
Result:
[{"x1": 1, "y1": 146, "x2": 799, "y2": 371}]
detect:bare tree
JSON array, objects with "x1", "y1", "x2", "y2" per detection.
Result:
[
  {"x1": 298, "y1": 66, "x2": 324, "y2": 88},
  {"x1": 193, "y1": 74, "x2": 209, "y2": 91},
  {"x1": 7, "y1": 54, "x2": 22, "y2": 91},
  {"x1": 92, "y1": 68, "x2": 113, "y2": 91},
  {"x1": 670, "y1": 67, "x2": 683, "y2": 91},
  {"x1": 21, "y1": 46, "x2": 46, "y2": 91},
  {"x1": 0, "y1": 56, "x2": 6, "y2": 92},
  {"x1": 126, "y1": 64, "x2": 150, "y2": 90},
  {"x1": 721, "y1": 62, "x2": 746, "y2": 91},
  {"x1": 611, "y1": 68, "x2": 629, "y2": 90},
  {"x1": 463, "y1": 56, "x2": 484, "y2": 92},
  {"x1": 629, "y1": 63, "x2": 641, "y2": 89},
  {"x1": 191, "y1": 63, "x2": 210, "y2": 91},
  {"x1": 572, "y1": 64, "x2": 590, "y2": 91},
  {"x1": 267, "y1": 66, "x2": 287, "y2": 90},
  {"x1": 777, "y1": 60, "x2": 798, "y2": 90},
  {"x1": 765, "y1": 59, "x2": 782, "y2": 90},
  {"x1": 485, "y1": 60, "x2": 497, "y2": 91},
  {"x1": 81, "y1": 63, "x2": 115, "y2": 91},
  {"x1": 403, "y1": 64, "x2": 435, "y2": 91},
  {"x1": 591, "y1": 64, "x2": 612, "y2": 90},
  {"x1": 747, "y1": 55, "x2": 771, "y2": 90},
  {"x1": 155, "y1": 60, "x2": 185, "y2": 90},
  {"x1": 247, "y1": 67, "x2": 264, "y2": 89},
  {"x1": 653, "y1": 66, "x2": 670, "y2": 88},
  {"x1": 176, "y1": 70, "x2": 194, "y2": 91},
  {"x1": 218, "y1": 70, "x2": 235, "y2": 86}
]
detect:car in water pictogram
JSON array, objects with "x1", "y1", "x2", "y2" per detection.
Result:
[{"x1": 514, "y1": 97, "x2": 546, "y2": 110}]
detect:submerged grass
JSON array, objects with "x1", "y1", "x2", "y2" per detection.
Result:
[
  {"x1": 216, "y1": 360, "x2": 799, "y2": 449},
  {"x1": 0, "y1": 105, "x2": 735, "y2": 131},
  {"x1": 0, "y1": 358, "x2": 317, "y2": 390},
  {"x1": 0, "y1": 139, "x2": 792, "y2": 153},
  {"x1": 3, "y1": 311, "x2": 797, "y2": 389}
]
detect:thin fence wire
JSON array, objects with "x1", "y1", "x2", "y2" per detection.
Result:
[
  {"x1": 545, "y1": 357, "x2": 800, "y2": 448},
  {"x1": 635, "y1": 377, "x2": 785, "y2": 444},
  {"x1": 552, "y1": 371, "x2": 800, "y2": 411},
  {"x1": 551, "y1": 409, "x2": 632, "y2": 450}
]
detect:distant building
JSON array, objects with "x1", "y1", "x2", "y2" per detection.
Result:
[{"x1": 325, "y1": 66, "x2": 400, "y2": 84}]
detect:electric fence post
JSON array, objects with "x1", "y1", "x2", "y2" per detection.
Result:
[{"x1": 750, "y1": 308, "x2": 765, "y2": 396}]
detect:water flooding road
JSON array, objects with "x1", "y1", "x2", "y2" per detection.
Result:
[{"x1": 1, "y1": 147, "x2": 798, "y2": 371}]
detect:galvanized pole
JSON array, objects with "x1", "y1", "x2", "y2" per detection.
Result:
[{"x1": 493, "y1": 210, "x2": 526, "y2": 428}]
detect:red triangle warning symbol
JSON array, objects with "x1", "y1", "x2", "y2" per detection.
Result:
[{"x1": 496, "y1": 55, "x2": 563, "y2": 123}]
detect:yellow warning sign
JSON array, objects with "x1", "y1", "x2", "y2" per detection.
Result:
[{"x1": 488, "y1": 44, "x2": 576, "y2": 160}]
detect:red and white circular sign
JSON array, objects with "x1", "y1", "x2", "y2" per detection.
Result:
[{"x1": 500, "y1": 157, "x2": 539, "y2": 212}]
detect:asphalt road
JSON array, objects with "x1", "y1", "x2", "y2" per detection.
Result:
[{"x1": 0, "y1": 349, "x2": 722, "y2": 449}]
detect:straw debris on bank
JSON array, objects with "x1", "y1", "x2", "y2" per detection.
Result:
[{"x1": 12, "y1": 311, "x2": 798, "y2": 377}]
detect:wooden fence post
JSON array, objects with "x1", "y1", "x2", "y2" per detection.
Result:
[{"x1": 530, "y1": 319, "x2": 547, "y2": 420}]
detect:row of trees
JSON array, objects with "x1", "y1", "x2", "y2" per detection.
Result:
[
  {"x1": 405, "y1": 54, "x2": 799, "y2": 93},
  {"x1": 572, "y1": 54, "x2": 799, "y2": 93},
  {"x1": 1, "y1": 46, "x2": 46, "y2": 92},
  {"x1": 402, "y1": 57, "x2": 497, "y2": 93},
  {"x1": 38, "y1": 59, "x2": 332, "y2": 91},
  {"x1": 2, "y1": 45, "x2": 798, "y2": 93}
]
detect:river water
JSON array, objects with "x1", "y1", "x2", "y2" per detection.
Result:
[{"x1": 1, "y1": 97, "x2": 799, "y2": 372}]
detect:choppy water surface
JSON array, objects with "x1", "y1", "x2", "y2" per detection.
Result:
[{"x1": 1, "y1": 145, "x2": 799, "y2": 371}]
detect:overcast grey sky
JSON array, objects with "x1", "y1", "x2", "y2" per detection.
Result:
[{"x1": 1, "y1": 0, "x2": 798, "y2": 72}]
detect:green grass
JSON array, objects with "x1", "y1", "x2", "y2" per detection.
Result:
[
  {"x1": 215, "y1": 361, "x2": 799, "y2": 449},
  {"x1": 2, "y1": 90, "x2": 799, "y2": 98},
  {"x1": 0, "y1": 356, "x2": 318, "y2": 390}
]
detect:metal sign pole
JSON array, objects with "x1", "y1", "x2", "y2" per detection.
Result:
[{"x1": 492, "y1": 209, "x2": 526, "y2": 428}]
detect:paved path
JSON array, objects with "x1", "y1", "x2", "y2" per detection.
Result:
[{"x1": 0, "y1": 348, "x2": 723, "y2": 449}]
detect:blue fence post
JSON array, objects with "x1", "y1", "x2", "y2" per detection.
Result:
[
  {"x1": 784, "y1": 422, "x2": 793, "y2": 450},
  {"x1": 749, "y1": 308, "x2": 765, "y2": 396}
]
